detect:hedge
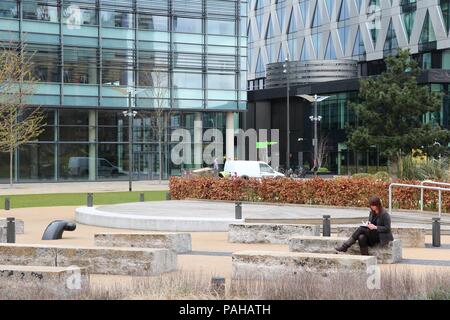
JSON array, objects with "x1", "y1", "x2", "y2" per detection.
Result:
[{"x1": 169, "y1": 177, "x2": 450, "y2": 212}]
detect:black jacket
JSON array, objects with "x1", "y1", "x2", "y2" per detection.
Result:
[{"x1": 369, "y1": 209, "x2": 394, "y2": 245}]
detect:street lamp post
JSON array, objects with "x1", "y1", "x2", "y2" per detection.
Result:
[
  {"x1": 122, "y1": 92, "x2": 138, "y2": 192},
  {"x1": 298, "y1": 94, "x2": 329, "y2": 175},
  {"x1": 111, "y1": 86, "x2": 147, "y2": 192},
  {"x1": 283, "y1": 58, "x2": 290, "y2": 170}
]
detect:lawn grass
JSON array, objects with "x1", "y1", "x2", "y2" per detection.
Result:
[{"x1": 0, "y1": 191, "x2": 167, "y2": 209}]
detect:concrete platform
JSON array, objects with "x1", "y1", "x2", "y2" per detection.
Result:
[{"x1": 75, "y1": 200, "x2": 367, "y2": 232}]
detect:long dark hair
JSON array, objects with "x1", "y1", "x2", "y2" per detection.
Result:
[{"x1": 369, "y1": 196, "x2": 383, "y2": 213}]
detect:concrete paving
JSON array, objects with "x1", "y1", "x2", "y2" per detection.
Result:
[
  {"x1": 2, "y1": 205, "x2": 450, "y2": 286},
  {"x1": 0, "y1": 180, "x2": 169, "y2": 195}
]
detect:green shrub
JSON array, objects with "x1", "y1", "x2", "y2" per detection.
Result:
[
  {"x1": 352, "y1": 173, "x2": 374, "y2": 180},
  {"x1": 373, "y1": 171, "x2": 391, "y2": 182},
  {"x1": 418, "y1": 158, "x2": 450, "y2": 182},
  {"x1": 399, "y1": 155, "x2": 450, "y2": 181},
  {"x1": 317, "y1": 167, "x2": 330, "y2": 173}
]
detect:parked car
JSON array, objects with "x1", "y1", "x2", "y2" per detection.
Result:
[
  {"x1": 68, "y1": 157, "x2": 120, "y2": 177},
  {"x1": 221, "y1": 161, "x2": 284, "y2": 179}
]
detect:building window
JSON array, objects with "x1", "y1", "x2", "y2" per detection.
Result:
[
  {"x1": 27, "y1": 45, "x2": 61, "y2": 83},
  {"x1": 101, "y1": 10, "x2": 134, "y2": 28},
  {"x1": 23, "y1": 3, "x2": 60, "y2": 22},
  {"x1": 0, "y1": 0, "x2": 18, "y2": 18},
  {"x1": 62, "y1": 4, "x2": 98, "y2": 26},
  {"x1": 63, "y1": 47, "x2": 99, "y2": 84},
  {"x1": 441, "y1": 0, "x2": 450, "y2": 33},
  {"x1": 173, "y1": 17, "x2": 202, "y2": 34},
  {"x1": 207, "y1": 19, "x2": 235, "y2": 36},
  {"x1": 138, "y1": 14, "x2": 168, "y2": 31}
]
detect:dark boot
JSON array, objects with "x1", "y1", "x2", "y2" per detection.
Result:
[
  {"x1": 335, "y1": 237, "x2": 356, "y2": 253},
  {"x1": 360, "y1": 246, "x2": 369, "y2": 256}
]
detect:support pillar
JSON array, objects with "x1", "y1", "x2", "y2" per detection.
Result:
[
  {"x1": 194, "y1": 113, "x2": 203, "y2": 168},
  {"x1": 226, "y1": 112, "x2": 235, "y2": 161},
  {"x1": 89, "y1": 110, "x2": 96, "y2": 181}
]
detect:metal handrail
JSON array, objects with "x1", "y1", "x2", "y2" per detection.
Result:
[
  {"x1": 420, "y1": 180, "x2": 450, "y2": 211},
  {"x1": 389, "y1": 182, "x2": 450, "y2": 218}
]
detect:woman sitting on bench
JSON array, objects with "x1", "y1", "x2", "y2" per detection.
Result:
[{"x1": 335, "y1": 196, "x2": 394, "y2": 255}]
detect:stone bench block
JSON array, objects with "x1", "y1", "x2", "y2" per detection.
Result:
[
  {"x1": 289, "y1": 236, "x2": 402, "y2": 264},
  {"x1": 55, "y1": 246, "x2": 177, "y2": 276},
  {"x1": 0, "y1": 244, "x2": 177, "y2": 276},
  {"x1": 0, "y1": 244, "x2": 58, "y2": 266},
  {"x1": 0, "y1": 219, "x2": 24, "y2": 234},
  {"x1": 229, "y1": 223, "x2": 320, "y2": 244},
  {"x1": 0, "y1": 265, "x2": 89, "y2": 299},
  {"x1": 94, "y1": 232, "x2": 192, "y2": 253},
  {"x1": 336, "y1": 225, "x2": 425, "y2": 248},
  {"x1": 232, "y1": 251, "x2": 377, "y2": 280}
]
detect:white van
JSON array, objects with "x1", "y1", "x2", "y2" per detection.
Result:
[{"x1": 222, "y1": 161, "x2": 284, "y2": 179}]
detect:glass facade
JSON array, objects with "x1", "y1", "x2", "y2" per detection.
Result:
[
  {"x1": 0, "y1": 0, "x2": 247, "y2": 182},
  {"x1": 246, "y1": 0, "x2": 450, "y2": 174},
  {"x1": 248, "y1": 0, "x2": 450, "y2": 82}
]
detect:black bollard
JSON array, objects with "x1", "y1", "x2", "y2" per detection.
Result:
[
  {"x1": 4, "y1": 197, "x2": 10, "y2": 211},
  {"x1": 235, "y1": 202, "x2": 242, "y2": 220},
  {"x1": 140, "y1": 193, "x2": 145, "y2": 202},
  {"x1": 87, "y1": 193, "x2": 94, "y2": 207},
  {"x1": 6, "y1": 217, "x2": 15, "y2": 243},
  {"x1": 323, "y1": 215, "x2": 331, "y2": 237},
  {"x1": 432, "y1": 218, "x2": 441, "y2": 247},
  {"x1": 210, "y1": 277, "x2": 226, "y2": 297},
  {"x1": 166, "y1": 192, "x2": 171, "y2": 200}
]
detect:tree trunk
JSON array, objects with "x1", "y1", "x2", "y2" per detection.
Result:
[
  {"x1": 159, "y1": 137, "x2": 162, "y2": 184},
  {"x1": 9, "y1": 147, "x2": 14, "y2": 188},
  {"x1": 389, "y1": 158, "x2": 399, "y2": 179}
]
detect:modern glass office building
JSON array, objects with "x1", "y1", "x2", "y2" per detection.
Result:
[
  {"x1": 0, "y1": 0, "x2": 247, "y2": 182},
  {"x1": 246, "y1": 0, "x2": 450, "y2": 174}
]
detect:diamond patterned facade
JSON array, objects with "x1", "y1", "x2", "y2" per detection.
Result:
[{"x1": 248, "y1": 0, "x2": 450, "y2": 81}]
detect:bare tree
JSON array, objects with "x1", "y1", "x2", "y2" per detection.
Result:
[
  {"x1": 317, "y1": 133, "x2": 329, "y2": 170},
  {"x1": 0, "y1": 44, "x2": 46, "y2": 187},
  {"x1": 141, "y1": 70, "x2": 170, "y2": 183}
]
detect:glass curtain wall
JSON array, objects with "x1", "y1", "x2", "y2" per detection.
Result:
[{"x1": 0, "y1": 0, "x2": 247, "y2": 182}]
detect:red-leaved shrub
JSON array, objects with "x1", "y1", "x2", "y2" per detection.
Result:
[{"x1": 169, "y1": 177, "x2": 450, "y2": 212}]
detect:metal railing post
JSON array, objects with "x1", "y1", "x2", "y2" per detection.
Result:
[
  {"x1": 322, "y1": 215, "x2": 331, "y2": 237},
  {"x1": 87, "y1": 193, "x2": 94, "y2": 207},
  {"x1": 6, "y1": 217, "x2": 15, "y2": 243},
  {"x1": 432, "y1": 217, "x2": 441, "y2": 247},
  {"x1": 420, "y1": 188, "x2": 424, "y2": 211},
  {"x1": 4, "y1": 197, "x2": 10, "y2": 211},
  {"x1": 390, "y1": 182, "x2": 450, "y2": 217},
  {"x1": 235, "y1": 202, "x2": 242, "y2": 220},
  {"x1": 438, "y1": 190, "x2": 442, "y2": 218},
  {"x1": 389, "y1": 184, "x2": 392, "y2": 215}
]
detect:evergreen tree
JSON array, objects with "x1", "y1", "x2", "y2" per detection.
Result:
[{"x1": 347, "y1": 49, "x2": 450, "y2": 175}]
